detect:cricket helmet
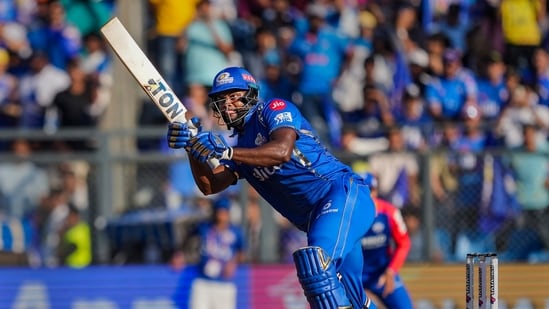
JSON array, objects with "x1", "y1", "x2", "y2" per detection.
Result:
[{"x1": 208, "y1": 67, "x2": 260, "y2": 129}]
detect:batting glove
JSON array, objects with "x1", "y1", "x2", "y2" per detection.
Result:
[
  {"x1": 167, "y1": 117, "x2": 202, "y2": 149},
  {"x1": 190, "y1": 131, "x2": 233, "y2": 162}
]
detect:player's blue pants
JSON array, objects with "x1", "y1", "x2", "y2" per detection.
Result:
[
  {"x1": 307, "y1": 173, "x2": 377, "y2": 308},
  {"x1": 363, "y1": 273, "x2": 413, "y2": 309}
]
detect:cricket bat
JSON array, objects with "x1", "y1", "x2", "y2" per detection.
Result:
[{"x1": 100, "y1": 17, "x2": 219, "y2": 166}]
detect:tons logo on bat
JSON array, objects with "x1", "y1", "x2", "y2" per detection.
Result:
[{"x1": 143, "y1": 78, "x2": 185, "y2": 121}]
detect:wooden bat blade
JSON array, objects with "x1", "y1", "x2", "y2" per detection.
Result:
[{"x1": 100, "y1": 17, "x2": 187, "y2": 123}]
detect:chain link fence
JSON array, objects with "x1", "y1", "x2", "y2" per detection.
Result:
[{"x1": 0, "y1": 128, "x2": 548, "y2": 266}]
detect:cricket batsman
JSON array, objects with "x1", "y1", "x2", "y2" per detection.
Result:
[{"x1": 166, "y1": 66, "x2": 378, "y2": 308}]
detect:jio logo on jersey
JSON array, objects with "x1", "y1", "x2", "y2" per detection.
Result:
[
  {"x1": 269, "y1": 100, "x2": 286, "y2": 111},
  {"x1": 252, "y1": 165, "x2": 281, "y2": 181}
]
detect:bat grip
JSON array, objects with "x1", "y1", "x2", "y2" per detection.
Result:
[{"x1": 186, "y1": 119, "x2": 220, "y2": 169}]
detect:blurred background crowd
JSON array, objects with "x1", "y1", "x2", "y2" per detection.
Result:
[{"x1": 1, "y1": 0, "x2": 549, "y2": 270}]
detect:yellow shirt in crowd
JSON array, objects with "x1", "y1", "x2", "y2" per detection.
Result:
[
  {"x1": 501, "y1": 0, "x2": 542, "y2": 46},
  {"x1": 149, "y1": 0, "x2": 199, "y2": 36}
]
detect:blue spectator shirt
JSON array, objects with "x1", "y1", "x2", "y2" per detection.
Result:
[
  {"x1": 476, "y1": 77, "x2": 508, "y2": 120},
  {"x1": 28, "y1": 24, "x2": 81, "y2": 70},
  {"x1": 288, "y1": 26, "x2": 350, "y2": 95},
  {"x1": 451, "y1": 134, "x2": 486, "y2": 208},
  {"x1": 258, "y1": 76, "x2": 294, "y2": 103},
  {"x1": 196, "y1": 222, "x2": 244, "y2": 281},
  {"x1": 425, "y1": 76, "x2": 469, "y2": 119}
]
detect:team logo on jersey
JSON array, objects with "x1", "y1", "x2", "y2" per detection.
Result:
[
  {"x1": 255, "y1": 133, "x2": 266, "y2": 146},
  {"x1": 216, "y1": 72, "x2": 233, "y2": 85},
  {"x1": 274, "y1": 112, "x2": 292, "y2": 124},
  {"x1": 322, "y1": 201, "x2": 332, "y2": 210},
  {"x1": 317, "y1": 200, "x2": 338, "y2": 219},
  {"x1": 269, "y1": 100, "x2": 286, "y2": 111}
]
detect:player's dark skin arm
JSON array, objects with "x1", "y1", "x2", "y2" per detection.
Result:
[{"x1": 189, "y1": 127, "x2": 296, "y2": 195}]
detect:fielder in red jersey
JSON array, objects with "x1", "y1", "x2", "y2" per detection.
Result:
[{"x1": 361, "y1": 173, "x2": 413, "y2": 309}]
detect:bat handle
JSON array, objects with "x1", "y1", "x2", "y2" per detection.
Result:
[{"x1": 186, "y1": 118, "x2": 220, "y2": 169}]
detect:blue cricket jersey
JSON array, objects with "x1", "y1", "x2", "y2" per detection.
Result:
[
  {"x1": 223, "y1": 99, "x2": 354, "y2": 231},
  {"x1": 196, "y1": 222, "x2": 244, "y2": 281}
]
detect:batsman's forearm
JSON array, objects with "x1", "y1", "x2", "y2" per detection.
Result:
[
  {"x1": 188, "y1": 155, "x2": 234, "y2": 195},
  {"x1": 231, "y1": 143, "x2": 292, "y2": 167}
]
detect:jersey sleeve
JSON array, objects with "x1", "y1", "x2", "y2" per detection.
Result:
[
  {"x1": 261, "y1": 99, "x2": 302, "y2": 135},
  {"x1": 386, "y1": 205, "x2": 411, "y2": 273}
]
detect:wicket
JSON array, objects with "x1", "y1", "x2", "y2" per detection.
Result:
[{"x1": 466, "y1": 253, "x2": 499, "y2": 309}]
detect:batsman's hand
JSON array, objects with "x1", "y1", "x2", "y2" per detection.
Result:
[
  {"x1": 167, "y1": 117, "x2": 202, "y2": 149},
  {"x1": 189, "y1": 131, "x2": 233, "y2": 163}
]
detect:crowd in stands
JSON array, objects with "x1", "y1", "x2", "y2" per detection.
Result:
[
  {"x1": 1, "y1": 0, "x2": 549, "y2": 266},
  {"x1": 0, "y1": 0, "x2": 113, "y2": 267},
  {"x1": 147, "y1": 0, "x2": 549, "y2": 264}
]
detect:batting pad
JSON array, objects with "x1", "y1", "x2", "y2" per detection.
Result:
[{"x1": 293, "y1": 246, "x2": 352, "y2": 309}]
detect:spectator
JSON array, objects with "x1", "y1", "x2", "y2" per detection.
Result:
[
  {"x1": 61, "y1": 0, "x2": 112, "y2": 37},
  {"x1": 508, "y1": 124, "x2": 549, "y2": 250},
  {"x1": 0, "y1": 48, "x2": 20, "y2": 135},
  {"x1": 18, "y1": 51, "x2": 70, "y2": 130},
  {"x1": 333, "y1": 9, "x2": 377, "y2": 114},
  {"x1": 174, "y1": 197, "x2": 245, "y2": 309},
  {"x1": 394, "y1": 84, "x2": 433, "y2": 151},
  {"x1": 56, "y1": 163, "x2": 89, "y2": 212},
  {"x1": 406, "y1": 47, "x2": 431, "y2": 97},
  {"x1": 0, "y1": 215, "x2": 33, "y2": 266},
  {"x1": 148, "y1": 0, "x2": 197, "y2": 92},
  {"x1": 432, "y1": 3, "x2": 469, "y2": 53},
  {"x1": 447, "y1": 106, "x2": 487, "y2": 251},
  {"x1": 78, "y1": 32, "x2": 111, "y2": 121},
  {"x1": 495, "y1": 83, "x2": 549, "y2": 148},
  {"x1": 0, "y1": 139, "x2": 50, "y2": 219},
  {"x1": 342, "y1": 83, "x2": 394, "y2": 138},
  {"x1": 257, "y1": 50, "x2": 294, "y2": 102},
  {"x1": 429, "y1": 121, "x2": 460, "y2": 239},
  {"x1": 500, "y1": 0, "x2": 544, "y2": 74},
  {"x1": 388, "y1": 3, "x2": 424, "y2": 56},
  {"x1": 425, "y1": 32, "x2": 451, "y2": 77},
  {"x1": 425, "y1": 48, "x2": 478, "y2": 122},
  {"x1": 0, "y1": 21, "x2": 33, "y2": 61},
  {"x1": 32, "y1": 187, "x2": 70, "y2": 267},
  {"x1": 524, "y1": 47, "x2": 549, "y2": 107},
  {"x1": 259, "y1": 0, "x2": 297, "y2": 40},
  {"x1": 368, "y1": 126, "x2": 420, "y2": 208},
  {"x1": 209, "y1": 0, "x2": 238, "y2": 22},
  {"x1": 50, "y1": 60, "x2": 101, "y2": 151},
  {"x1": 242, "y1": 27, "x2": 278, "y2": 82},
  {"x1": 27, "y1": 1, "x2": 82, "y2": 70},
  {"x1": 57, "y1": 204, "x2": 91, "y2": 268},
  {"x1": 287, "y1": 2, "x2": 351, "y2": 147},
  {"x1": 475, "y1": 51, "x2": 508, "y2": 121},
  {"x1": 366, "y1": 31, "x2": 411, "y2": 114},
  {"x1": 183, "y1": 0, "x2": 237, "y2": 89}
]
